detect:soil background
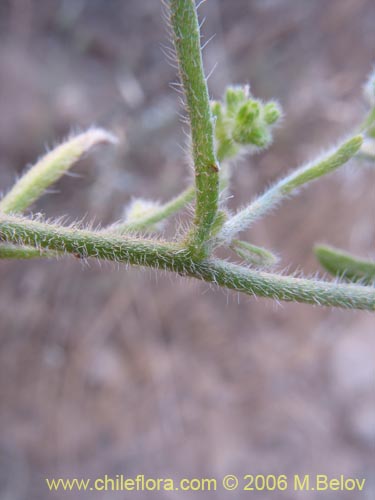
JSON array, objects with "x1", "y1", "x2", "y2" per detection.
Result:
[{"x1": 0, "y1": 1, "x2": 374, "y2": 499}]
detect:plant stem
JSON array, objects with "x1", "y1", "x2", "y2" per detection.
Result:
[
  {"x1": 1, "y1": 214, "x2": 374, "y2": 310},
  {"x1": 359, "y1": 107, "x2": 375, "y2": 133},
  {"x1": 218, "y1": 135, "x2": 363, "y2": 244},
  {"x1": 107, "y1": 186, "x2": 195, "y2": 234},
  {"x1": 169, "y1": 0, "x2": 219, "y2": 257},
  {"x1": 108, "y1": 176, "x2": 229, "y2": 235}
]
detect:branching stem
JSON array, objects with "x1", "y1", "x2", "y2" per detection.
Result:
[
  {"x1": 0, "y1": 214, "x2": 374, "y2": 310},
  {"x1": 0, "y1": 1, "x2": 373, "y2": 313}
]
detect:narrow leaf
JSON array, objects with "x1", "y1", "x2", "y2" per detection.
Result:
[
  {"x1": 218, "y1": 135, "x2": 363, "y2": 244},
  {"x1": 281, "y1": 135, "x2": 363, "y2": 194},
  {"x1": 0, "y1": 243, "x2": 56, "y2": 260},
  {"x1": 0, "y1": 128, "x2": 117, "y2": 214},
  {"x1": 315, "y1": 245, "x2": 375, "y2": 285},
  {"x1": 232, "y1": 239, "x2": 279, "y2": 268}
]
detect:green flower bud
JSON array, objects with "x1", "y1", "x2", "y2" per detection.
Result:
[
  {"x1": 211, "y1": 88, "x2": 281, "y2": 159},
  {"x1": 225, "y1": 86, "x2": 247, "y2": 116},
  {"x1": 236, "y1": 100, "x2": 261, "y2": 126},
  {"x1": 263, "y1": 101, "x2": 282, "y2": 125},
  {"x1": 232, "y1": 121, "x2": 270, "y2": 148},
  {"x1": 247, "y1": 125, "x2": 272, "y2": 148}
]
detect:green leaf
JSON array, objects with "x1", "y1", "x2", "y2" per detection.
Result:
[
  {"x1": 231, "y1": 239, "x2": 278, "y2": 268},
  {"x1": 0, "y1": 129, "x2": 116, "y2": 214},
  {"x1": 281, "y1": 135, "x2": 363, "y2": 195},
  {"x1": 315, "y1": 245, "x2": 375, "y2": 285},
  {"x1": 0, "y1": 243, "x2": 56, "y2": 260}
]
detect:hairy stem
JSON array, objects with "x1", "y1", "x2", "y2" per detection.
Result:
[
  {"x1": 0, "y1": 214, "x2": 374, "y2": 310},
  {"x1": 169, "y1": 0, "x2": 219, "y2": 256},
  {"x1": 0, "y1": 129, "x2": 116, "y2": 258},
  {"x1": 360, "y1": 107, "x2": 375, "y2": 133},
  {"x1": 108, "y1": 186, "x2": 195, "y2": 234},
  {"x1": 108, "y1": 175, "x2": 229, "y2": 235},
  {"x1": 218, "y1": 135, "x2": 363, "y2": 244}
]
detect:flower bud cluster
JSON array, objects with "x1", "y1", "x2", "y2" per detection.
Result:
[{"x1": 211, "y1": 86, "x2": 282, "y2": 161}]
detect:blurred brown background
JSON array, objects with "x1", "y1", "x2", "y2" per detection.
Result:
[{"x1": 0, "y1": 0, "x2": 374, "y2": 498}]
